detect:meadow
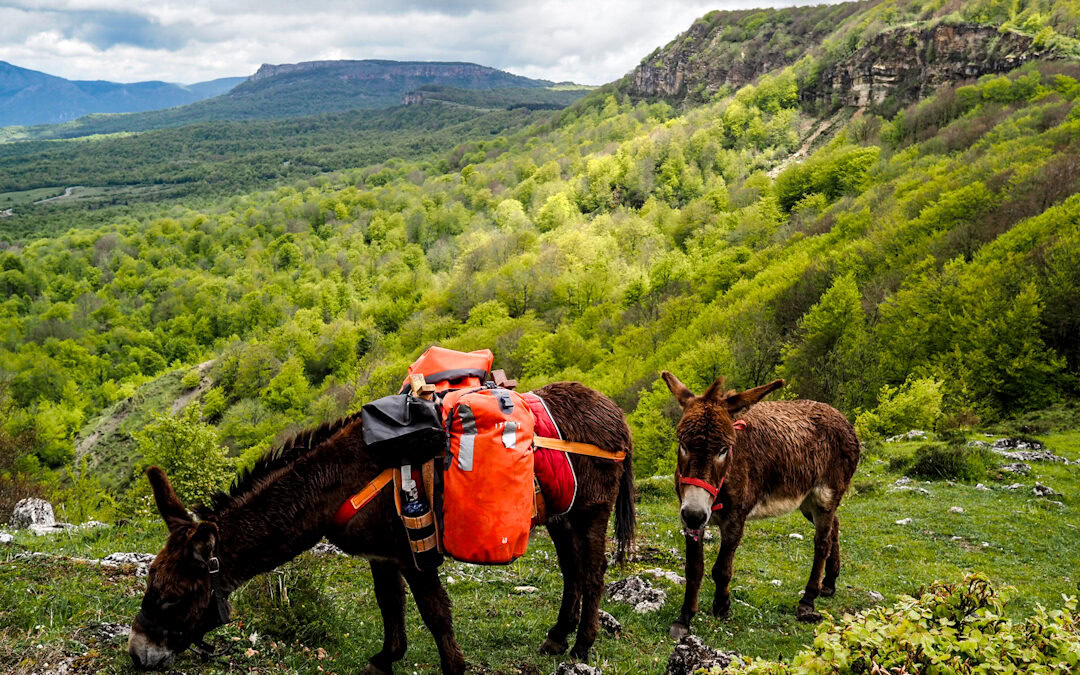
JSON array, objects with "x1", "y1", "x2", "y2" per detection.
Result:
[{"x1": 2, "y1": 432, "x2": 1077, "y2": 673}]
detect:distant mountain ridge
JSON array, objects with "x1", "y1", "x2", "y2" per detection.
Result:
[
  {"x1": 2, "y1": 59, "x2": 561, "y2": 140},
  {"x1": 0, "y1": 61, "x2": 244, "y2": 127}
]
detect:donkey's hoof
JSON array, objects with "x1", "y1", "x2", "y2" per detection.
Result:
[
  {"x1": 820, "y1": 585, "x2": 836, "y2": 598},
  {"x1": 540, "y1": 637, "x2": 568, "y2": 655},
  {"x1": 568, "y1": 643, "x2": 591, "y2": 662},
  {"x1": 361, "y1": 664, "x2": 392, "y2": 675},
  {"x1": 796, "y1": 603, "x2": 822, "y2": 623},
  {"x1": 669, "y1": 622, "x2": 690, "y2": 640},
  {"x1": 710, "y1": 603, "x2": 731, "y2": 619}
]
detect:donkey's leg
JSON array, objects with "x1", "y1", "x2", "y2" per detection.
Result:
[
  {"x1": 820, "y1": 515, "x2": 841, "y2": 598},
  {"x1": 362, "y1": 561, "x2": 407, "y2": 675},
  {"x1": 402, "y1": 567, "x2": 466, "y2": 675},
  {"x1": 540, "y1": 518, "x2": 581, "y2": 655},
  {"x1": 711, "y1": 517, "x2": 746, "y2": 619},
  {"x1": 568, "y1": 506, "x2": 611, "y2": 662},
  {"x1": 670, "y1": 530, "x2": 705, "y2": 639},
  {"x1": 796, "y1": 509, "x2": 836, "y2": 623}
]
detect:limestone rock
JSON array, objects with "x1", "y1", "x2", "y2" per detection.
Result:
[
  {"x1": 606, "y1": 576, "x2": 667, "y2": 613},
  {"x1": 598, "y1": 609, "x2": 622, "y2": 635},
  {"x1": 12, "y1": 498, "x2": 54, "y2": 529},
  {"x1": 666, "y1": 635, "x2": 740, "y2": 675},
  {"x1": 554, "y1": 664, "x2": 602, "y2": 675}
]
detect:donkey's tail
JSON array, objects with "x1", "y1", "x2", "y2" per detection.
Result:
[{"x1": 614, "y1": 444, "x2": 636, "y2": 566}]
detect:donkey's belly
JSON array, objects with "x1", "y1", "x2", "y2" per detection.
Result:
[{"x1": 747, "y1": 492, "x2": 809, "y2": 520}]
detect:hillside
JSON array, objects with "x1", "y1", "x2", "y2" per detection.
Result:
[
  {"x1": 0, "y1": 61, "x2": 243, "y2": 127},
  {"x1": 1, "y1": 60, "x2": 558, "y2": 141}
]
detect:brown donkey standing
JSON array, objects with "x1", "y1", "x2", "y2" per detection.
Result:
[
  {"x1": 660, "y1": 371, "x2": 859, "y2": 639},
  {"x1": 127, "y1": 382, "x2": 634, "y2": 673}
]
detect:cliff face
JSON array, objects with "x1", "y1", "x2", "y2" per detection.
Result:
[
  {"x1": 804, "y1": 23, "x2": 1060, "y2": 108},
  {"x1": 625, "y1": 3, "x2": 869, "y2": 103}
]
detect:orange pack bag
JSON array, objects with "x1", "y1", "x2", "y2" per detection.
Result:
[
  {"x1": 401, "y1": 347, "x2": 493, "y2": 394},
  {"x1": 440, "y1": 386, "x2": 535, "y2": 564}
]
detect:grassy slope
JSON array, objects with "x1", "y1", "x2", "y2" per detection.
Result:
[{"x1": 2, "y1": 433, "x2": 1077, "y2": 673}]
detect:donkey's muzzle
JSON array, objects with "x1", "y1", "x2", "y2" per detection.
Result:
[{"x1": 680, "y1": 505, "x2": 708, "y2": 530}]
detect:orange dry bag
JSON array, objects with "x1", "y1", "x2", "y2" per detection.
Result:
[
  {"x1": 440, "y1": 386, "x2": 535, "y2": 564},
  {"x1": 401, "y1": 347, "x2": 493, "y2": 394}
]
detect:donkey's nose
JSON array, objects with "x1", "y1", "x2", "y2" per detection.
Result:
[{"x1": 681, "y1": 506, "x2": 708, "y2": 529}]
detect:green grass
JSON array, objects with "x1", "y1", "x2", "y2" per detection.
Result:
[
  {"x1": 0, "y1": 187, "x2": 65, "y2": 208},
  {"x1": 3, "y1": 433, "x2": 1078, "y2": 673}
]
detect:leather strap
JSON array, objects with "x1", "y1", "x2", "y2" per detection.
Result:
[
  {"x1": 333, "y1": 468, "x2": 394, "y2": 527},
  {"x1": 402, "y1": 511, "x2": 435, "y2": 529},
  {"x1": 421, "y1": 459, "x2": 443, "y2": 553},
  {"x1": 534, "y1": 436, "x2": 625, "y2": 461},
  {"x1": 410, "y1": 533, "x2": 438, "y2": 553}
]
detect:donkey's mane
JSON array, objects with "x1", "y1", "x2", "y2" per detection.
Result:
[{"x1": 200, "y1": 411, "x2": 363, "y2": 515}]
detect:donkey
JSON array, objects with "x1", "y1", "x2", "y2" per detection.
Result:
[
  {"x1": 660, "y1": 371, "x2": 859, "y2": 639},
  {"x1": 127, "y1": 381, "x2": 634, "y2": 673}
]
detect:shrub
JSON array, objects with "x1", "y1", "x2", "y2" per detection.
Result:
[
  {"x1": 855, "y1": 377, "x2": 944, "y2": 443},
  {"x1": 233, "y1": 560, "x2": 347, "y2": 646},
  {"x1": 901, "y1": 442, "x2": 996, "y2": 482},
  {"x1": 133, "y1": 405, "x2": 233, "y2": 508},
  {"x1": 53, "y1": 457, "x2": 116, "y2": 524},
  {"x1": 721, "y1": 573, "x2": 1080, "y2": 673},
  {"x1": 180, "y1": 368, "x2": 202, "y2": 390}
]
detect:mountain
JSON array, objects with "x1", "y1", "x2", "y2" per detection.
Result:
[
  {"x1": 0, "y1": 61, "x2": 243, "y2": 127},
  {"x1": 2, "y1": 60, "x2": 563, "y2": 141}
]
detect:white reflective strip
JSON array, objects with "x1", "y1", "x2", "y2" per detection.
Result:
[
  {"x1": 457, "y1": 404, "x2": 476, "y2": 471},
  {"x1": 502, "y1": 421, "x2": 517, "y2": 448}
]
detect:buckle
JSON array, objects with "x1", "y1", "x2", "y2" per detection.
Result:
[{"x1": 207, "y1": 556, "x2": 220, "y2": 574}]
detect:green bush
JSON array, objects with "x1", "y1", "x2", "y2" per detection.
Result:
[
  {"x1": 132, "y1": 405, "x2": 233, "y2": 508},
  {"x1": 897, "y1": 442, "x2": 996, "y2": 482},
  {"x1": 233, "y1": 560, "x2": 347, "y2": 646},
  {"x1": 180, "y1": 368, "x2": 202, "y2": 390},
  {"x1": 855, "y1": 377, "x2": 944, "y2": 443},
  {"x1": 721, "y1": 573, "x2": 1080, "y2": 673}
]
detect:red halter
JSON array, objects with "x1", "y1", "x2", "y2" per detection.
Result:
[{"x1": 678, "y1": 419, "x2": 746, "y2": 512}]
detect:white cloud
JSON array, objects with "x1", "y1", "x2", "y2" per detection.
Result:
[{"x1": 0, "y1": 1, "x2": 834, "y2": 85}]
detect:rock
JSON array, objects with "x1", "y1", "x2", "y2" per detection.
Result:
[
  {"x1": 0, "y1": 532, "x2": 12, "y2": 543},
  {"x1": 1048, "y1": 500, "x2": 1066, "y2": 509},
  {"x1": 1033, "y1": 482, "x2": 1062, "y2": 498},
  {"x1": 975, "y1": 483, "x2": 991, "y2": 491},
  {"x1": 967, "y1": 440, "x2": 991, "y2": 449},
  {"x1": 12, "y1": 498, "x2": 55, "y2": 529},
  {"x1": 788, "y1": 533, "x2": 804, "y2": 540},
  {"x1": 311, "y1": 541, "x2": 347, "y2": 556},
  {"x1": 993, "y1": 438, "x2": 1045, "y2": 451},
  {"x1": 606, "y1": 576, "x2": 667, "y2": 613},
  {"x1": 770, "y1": 579, "x2": 782, "y2": 587},
  {"x1": 598, "y1": 609, "x2": 622, "y2": 635},
  {"x1": 868, "y1": 591, "x2": 884, "y2": 601},
  {"x1": 555, "y1": 664, "x2": 602, "y2": 675},
  {"x1": 895, "y1": 518, "x2": 912, "y2": 525},
  {"x1": 101, "y1": 552, "x2": 155, "y2": 577},
  {"x1": 513, "y1": 585, "x2": 540, "y2": 594},
  {"x1": 949, "y1": 506, "x2": 965, "y2": 514},
  {"x1": 1003, "y1": 483, "x2": 1023, "y2": 491},
  {"x1": 1001, "y1": 462, "x2": 1031, "y2": 475},
  {"x1": 29, "y1": 522, "x2": 72, "y2": 536},
  {"x1": 894, "y1": 477, "x2": 913, "y2": 486},
  {"x1": 886, "y1": 430, "x2": 927, "y2": 443},
  {"x1": 665, "y1": 635, "x2": 740, "y2": 675},
  {"x1": 643, "y1": 567, "x2": 686, "y2": 585},
  {"x1": 84, "y1": 621, "x2": 130, "y2": 643},
  {"x1": 703, "y1": 529, "x2": 714, "y2": 541}
]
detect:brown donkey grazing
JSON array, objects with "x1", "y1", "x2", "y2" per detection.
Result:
[
  {"x1": 127, "y1": 382, "x2": 634, "y2": 673},
  {"x1": 660, "y1": 371, "x2": 859, "y2": 639}
]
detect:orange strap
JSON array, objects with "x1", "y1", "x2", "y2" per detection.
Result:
[
  {"x1": 333, "y1": 468, "x2": 394, "y2": 527},
  {"x1": 533, "y1": 436, "x2": 625, "y2": 461}
]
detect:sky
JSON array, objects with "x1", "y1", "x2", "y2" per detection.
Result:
[{"x1": 0, "y1": 0, "x2": 814, "y2": 86}]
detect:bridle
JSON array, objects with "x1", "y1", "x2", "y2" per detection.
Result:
[
  {"x1": 678, "y1": 419, "x2": 746, "y2": 512},
  {"x1": 135, "y1": 554, "x2": 232, "y2": 660}
]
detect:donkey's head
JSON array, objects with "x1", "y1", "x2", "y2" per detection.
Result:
[
  {"x1": 661, "y1": 371, "x2": 784, "y2": 538},
  {"x1": 129, "y1": 467, "x2": 227, "y2": 670}
]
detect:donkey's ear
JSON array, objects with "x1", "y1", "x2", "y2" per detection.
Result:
[
  {"x1": 187, "y1": 522, "x2": 218, "y2": 565},
  {"x1": 724, "y1": 379, "x2": 785, "y2": 413},
  {"x1": 146, "y1": 466, "x2": 192, "y2": 532},
  {"x1": 702, "y1": 377, "x2": 727, "y2": 402},
  {"x1": 661, "y1": 371, "x2": 695, "y2": 408}
]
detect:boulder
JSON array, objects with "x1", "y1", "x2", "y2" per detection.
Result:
[
  {"x1": 886, "y1": 430, "x2": 927, "y2": 443},
  {"x1": 606, "y1": 576, "x2": 667, "y2": 613},
  {"x1": 1001, "y1": 462, "x2": 1031, "y2": 475},
  {"x1": 666, "y1": 635, "x2": 740, "y2": 675},
  {"x1": 12, "y1": 498, "x2": 55, "y2": 529},
  {"x1": 101, "y1": 552, "x2": 156, "y2": 577},
  {"x1": 1033, "y1": 482, "x2": 1062, "y2": 498}
]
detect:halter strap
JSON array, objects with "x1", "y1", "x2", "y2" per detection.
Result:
[{"x1": 678, "y1": 418, "x2": 746, "y2": 512}]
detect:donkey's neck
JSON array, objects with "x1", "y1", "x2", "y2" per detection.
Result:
[{"x1": 207, "y1": 430, "x2": 373, "y2": 591}]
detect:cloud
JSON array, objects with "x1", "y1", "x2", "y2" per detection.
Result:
[{"x1": 0, "y1": 1, "x2": 840, "y2": 85}]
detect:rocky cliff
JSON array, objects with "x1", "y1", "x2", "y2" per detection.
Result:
[
  {"x1": 626, "y1": 3, "x2": 870, "y2": 103},
  {"x1": 803, "y1": 23, "x2": 1060, "y2": 108}
]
